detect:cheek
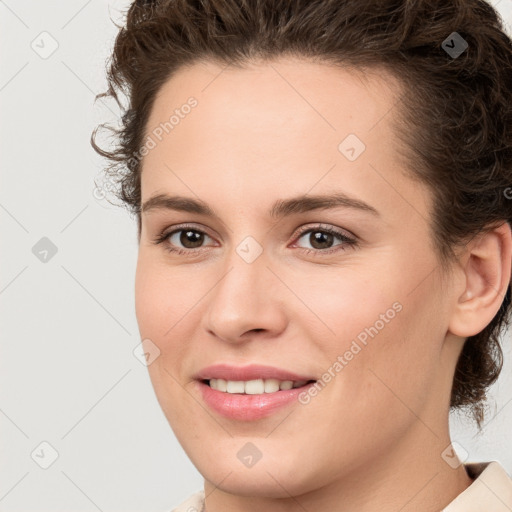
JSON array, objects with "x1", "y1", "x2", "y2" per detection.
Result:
[
  {"x1": 134, "y1": 258, "x2": 192, "y2": 430},
  {"x1": 134, "y1": 257, "x2": 192, "y2": 401},
  {"x1": 134, "y1": 253, "x2": 159, "y2": 334},
  {"x1": 300, "y1": 260, "x2": 442, "y2": 416},
  {"x1": 288, "y1": 264, "x2": 400, "y2": 355},
  {"x1": 134, "y1": 254, "x2": 200, "y2": 339},
  {"x1": 338, "y1": 285, "x2": 444, "y2": 431}
]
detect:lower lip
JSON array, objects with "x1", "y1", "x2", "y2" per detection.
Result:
[{"x1": 196, "y1": 380, "x2": 316, "y2": 421}]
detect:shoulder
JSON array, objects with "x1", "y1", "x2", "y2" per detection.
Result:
[
  {"x1": 169, "y1": 489, "x2": 205, "y2": 512},
  {"x1": 443, "y1": 460, "x2": 512, "y2": 511}
]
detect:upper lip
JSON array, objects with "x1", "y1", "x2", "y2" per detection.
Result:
[{"x1": 195, "y1": 364, "x2": 317, "y2": 382}]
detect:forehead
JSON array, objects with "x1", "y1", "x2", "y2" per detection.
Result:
[
  {"x1": 140, "y1": 57, "x2": 430, "y2": 224},
  {"x1": 145, "y1": 57, "x2": 400, "y2": 142}
]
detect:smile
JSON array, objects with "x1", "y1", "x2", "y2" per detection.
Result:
[
  {"x1": 197, "y1": 379, "x2": 317, "y2": 421},
  {"x1": 206, "y1": 378, "x2": 314, "y2": 394}
]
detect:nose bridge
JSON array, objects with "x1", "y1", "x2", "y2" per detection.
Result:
[
  {"x1": 202, "y1": 234, "x2": 286, "y2": 341},
  {"x1": 213, "y1": 237, "x2": 269, "y2": 314}
]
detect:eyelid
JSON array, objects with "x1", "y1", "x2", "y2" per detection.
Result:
[
  {"x1": 291, "y1": 223, "x2": 356, "y2": 243},
  {"x1": 161, "y1": 222, "x2": 218, "y2": 242}
]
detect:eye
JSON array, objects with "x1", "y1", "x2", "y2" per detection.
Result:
[
  {"x1": 152, "y1": 224, "x2": 216, "y2": 255},
  {"x1": 152, "y1": 223, "x2": 358, "y2": 256},
  {"x1": 292, "y1": 224, "x2": 357, "y2": 255}
]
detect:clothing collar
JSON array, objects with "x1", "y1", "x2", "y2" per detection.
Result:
[{"x1": 442, "y1": 461, "x2": 512, "y2": 511}]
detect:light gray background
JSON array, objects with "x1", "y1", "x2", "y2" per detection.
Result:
[{"x1": 1, "y1": 1, "x2": 512, "y2": 511}]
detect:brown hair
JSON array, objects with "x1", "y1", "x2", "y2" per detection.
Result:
[{"x1": 91, "y1": 0, "x2": 512, "y2": 431}]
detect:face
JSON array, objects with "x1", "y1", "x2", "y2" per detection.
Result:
[{"x1": 135, "y1": 58, "x2": 458, "y2": 497}]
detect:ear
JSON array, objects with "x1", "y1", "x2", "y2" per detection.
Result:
[{"x1": 448, "y1": 221, "x2": 512, "y2": 338}]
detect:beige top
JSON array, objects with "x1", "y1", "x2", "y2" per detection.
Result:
[{"x1": 171, "y1": 461, "x2": 512, "y2": 512}]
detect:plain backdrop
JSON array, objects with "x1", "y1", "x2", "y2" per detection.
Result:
[{"x1": 1, "y1": 1, "x2": 512, "y2": 511}]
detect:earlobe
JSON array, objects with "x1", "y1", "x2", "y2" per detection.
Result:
[{"x1": 448, "y1": 222, "x2": 512, "y2": 338}]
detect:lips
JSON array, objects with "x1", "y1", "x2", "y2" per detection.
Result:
[
  {"x1": 196, "y1": 379, "x2": 317, "y2": 420},
  {"x1": 194, "y1": 363, "x2": 317, "y2": 382}
]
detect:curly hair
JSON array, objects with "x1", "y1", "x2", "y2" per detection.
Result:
[{"x1": 91, "y1": 0, "x2": 512, "y2": 431}]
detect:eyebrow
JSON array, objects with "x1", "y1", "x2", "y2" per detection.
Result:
[{"x1": 141, "y1": 192, "x2": 380, "y2": 219}]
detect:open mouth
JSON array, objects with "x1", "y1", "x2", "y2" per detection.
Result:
[{"x1": 202, "y1": 378, "x2": 316, "y2": 394}]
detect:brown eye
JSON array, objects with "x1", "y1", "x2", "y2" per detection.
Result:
[
  {"x1": 293, "y1": 225, "x2": 357, "y2": 255},
  {"x1": 306, "y1": 231, "x2": 336, "y2": 250},
  {"x1": 165, "y1": 228, "x2": 214, "y2": 251},
  {"x1": 173, "y1": 229, "x2": 205, "y2": 249},
  {"x1": 153, "y1": 224, "x2": 216, "y2": 255}
]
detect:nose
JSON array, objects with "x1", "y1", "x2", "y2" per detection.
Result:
[{"x1": 201, "y1": 247, "x2": 288, "y2": 345}]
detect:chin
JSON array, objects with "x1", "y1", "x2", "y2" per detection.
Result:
[
  {"x1": 202, "y1": 467, "x2": 314, "y2": 499},
  {"x1": 191, "y1": 444, "x2": 325, "y2": 497}
]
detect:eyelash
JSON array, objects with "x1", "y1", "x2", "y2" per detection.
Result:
[{"x1": 152, "y1": 223, "x2": 358, "y2": 257}]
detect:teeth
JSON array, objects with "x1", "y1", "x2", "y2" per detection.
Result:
[
  {"x1": 208, "y1": 378, "x2": 310, "y2": 394},
  {"x1": 280, "y1": 380, "x2": 293, "y2": 390},
  {"x1": 226, "y1": 380, "x2": 245, "y2": 393},
  {"x1": 210, "y1": 379, "x2": 308, "y2": 395},
  {"x1": 264, "y1": 378, "x2": 280, "y2": 393}
]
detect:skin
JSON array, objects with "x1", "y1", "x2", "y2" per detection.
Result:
[{"x1": 134, "y1": 57, "x2": 511, "y2": 512}]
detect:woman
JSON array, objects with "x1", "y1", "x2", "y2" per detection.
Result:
[{"x1": 92, "y1": 0, "x2": 512, "y2": 510}]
